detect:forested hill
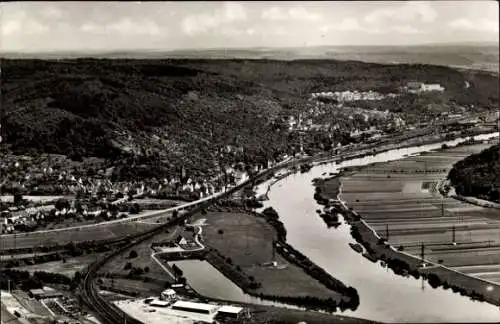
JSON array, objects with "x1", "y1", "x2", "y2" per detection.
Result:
[
  {"x1": 448, "y1": 144, "x2": 500, "y2": 202},
  {"x1": 1, "y1": 58, "x2": 499, "y2": 175}
]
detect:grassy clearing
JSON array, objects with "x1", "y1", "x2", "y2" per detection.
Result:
[
  {"x1": 0, "y1": 221, "x2": 159, "y2": 251},
  {"x1": 13, "y1": 253, "x2": 106, "y2": 278},
  {"x1": 191, "y1": 211, "x2": 342, "y2": 300},
  {"x1": 98, "y1": 226, "x2": 181, "y2": 281}
]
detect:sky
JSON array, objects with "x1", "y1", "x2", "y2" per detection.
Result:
[{"x1": 0, "y1": 1, "x2": 498, "y2": 52}]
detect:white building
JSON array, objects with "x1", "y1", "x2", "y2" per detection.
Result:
[
  {"x1": 217, "y1": 305, "x2": 244, "y2": 319},
  {"x1": 171, "y1": 301, "x2": 218, "y2": 315},
  {"x1": 160, "y1": 289, "x2": 177, "y2": 303},
  {"x1": 421, "y1": 83, "x2": 445, "y2": 92}
]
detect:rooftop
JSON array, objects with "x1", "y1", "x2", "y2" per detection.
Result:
[
  {"x1": 218, "y1": 305, "x2": 243, "y2": 314},
  {"x1": 171, "y1": 300, "x2": 218, "y2": 312}
]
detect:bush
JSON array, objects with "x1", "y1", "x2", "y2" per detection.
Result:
[{"x1": 128, "y1": 250, "x2": 138, "y2": 259}]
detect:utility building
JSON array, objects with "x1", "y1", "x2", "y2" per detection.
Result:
[
  {"x1": 171, "y1": 301, "x2": 218, "y2": 315},
  {"x1": 216, "y1": 305, "x2": 244, "y2": 319}
]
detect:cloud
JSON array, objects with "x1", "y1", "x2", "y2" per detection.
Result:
[
  {"x1": 2, "y1": 20, "x2": 22, "y2": 35},
  {"x1": 321, "y1": 18, "x2": 382, "y2": 34},
  {"x1": 181, "y1": 2, "x2": 247, "y2": 36},
  {"x1": 107, "y1": 18, "x2": 160, "y2": 35},
  {"x1": 448, "y1": 18, "x2": 499, "y2": 33},
  {"x1": 1, "y1": 10, "x2": 49, "y2": 36},
  {"x1": 392, "y1": 25, "x2": 422, "y2": 34},
  {"x1": 364, "y1": 1, "x2": 437, "y2": 25},
  {"x1": 262, "y1": 6, "x2": 322, "y2": 21},
  {"x1": 41, "y1": 7, "x2": 64, "y2": 19},
  {"x1": 80, "y1": 18, "x2": 162, "y2": 36}
]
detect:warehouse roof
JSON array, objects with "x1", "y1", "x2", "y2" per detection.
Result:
[
  {"x1": 172, "y1": 300, "x2": 217, "y2": 312},
  {"x1": 218, "y1": 305, "x2": 243, "y2": 314}
]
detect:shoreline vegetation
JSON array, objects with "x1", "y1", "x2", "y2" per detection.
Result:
[
  {"x1": 177, "y1": 203, "x2": 361, "y2": 314},
  {"x1": 312, "y1": 147, "x2": 500, "y2": 309}
]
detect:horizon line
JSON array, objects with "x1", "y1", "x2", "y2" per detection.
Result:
[{"x1": 1, "y1": 41, "x2": 499, "y2": 55}]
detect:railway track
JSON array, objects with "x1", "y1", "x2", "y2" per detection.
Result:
[
  {"x1": 73, "y1": 129, "x2": 500, "y2": 323},
  {"x1": 79, "y1": 157, "x2": 309, "y2": 324}
]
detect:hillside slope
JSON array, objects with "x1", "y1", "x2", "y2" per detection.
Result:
[
  {"x1": 1, "y1": 59, "x2": 498, "y2": 178},
  {"x1": 448, "y1": 144, "x2": 500, "y2": 202}
]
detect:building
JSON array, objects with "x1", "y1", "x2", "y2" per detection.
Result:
[
  {"x1": 29, "y1": 289, "x2": 64, "y2": 300},
  {"x1": 150, "y1": 300, "x2": 170, "y2": 308},
  {"x1": 421, "y1": 83, "x2": 445, "y2": 92},
  {"x1": 216, "y1": 305, "x2": 244, "y2": 319},
  {"x1": 160, "y1": 289, "x2": 177, "y2": 302},
  {"x1": 406, "y1": 82, "x2": 445, "y2": 93},
  {"x1": 171, "y1": 301, "x2": 218, "y2": 315},
  {"x1": 175, "y1": 235, "x2": 188, "y2": 245}
]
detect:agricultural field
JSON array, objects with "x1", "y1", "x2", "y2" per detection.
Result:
[
  {"x1": 340, "y1": 143, "x2": 500, "y2": 285},
  {"x1": 190, "y1": 211, "x2": 343, "y2": 300},
  {"x1": 0, "y1": 219, "x2": 161, "y2": 251}
]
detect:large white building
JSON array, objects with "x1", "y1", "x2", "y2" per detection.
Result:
[{"x1": 171, "y1": 300, "x2": 218, "y2": 315}]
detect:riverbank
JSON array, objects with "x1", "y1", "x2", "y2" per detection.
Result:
[
  {"x1": 313, "y1": 154, "x2": 500, "y2": 309},
  {"x1": 188, "y1": 209, "x2": 360, "y2": 313}
]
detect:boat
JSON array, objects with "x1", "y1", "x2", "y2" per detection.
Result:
[
  {"x1": 349, "y1": 243, "x2": 363, "y2": 254},
  {"x1": 362, "y1": 252, "x2": 378, "y2": 263}
]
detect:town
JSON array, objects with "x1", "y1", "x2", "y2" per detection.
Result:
[{"x1": 1, "y1": 2, "x2": 500, "y2": 324}]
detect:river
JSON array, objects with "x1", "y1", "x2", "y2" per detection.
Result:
[
  {"x1": 261, "y1": 133, "x2": 500, "y2": 323},
  {"x1": 169, "y1": 260, "x2": 304, "y2": 310}
]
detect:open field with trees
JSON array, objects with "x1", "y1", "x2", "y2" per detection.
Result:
[
  {"x1": 336, "y1": 142, "x2": 500, "y2": 298},
  {"x1": 190, "y1": 210, "x2": 354, "y2": 309},
  {"x1": 0, "y1": 219, "x2": 160, "y2": 251},
  {"x1": 11, "y1": 252, "x2": 106, "y2": 278}
]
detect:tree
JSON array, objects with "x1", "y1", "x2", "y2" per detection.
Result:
[
  {"x1": 55, "y1": 198, "x2": 70, "y2": 211},
  {"x1": 217, "y1": 229, "x2": 224, "y2": 235},
  {"x1": 129, "y1": 203, "x2": 140, "y2": 214},
  {"x1": 124, "y1": 262, "x2": 132, "y2": 270},
  {"x1": 74, "y1": 200, "x2": 84, "y2": 214},
  {"x1": 128, "y1": 250, "x2": 138, "y2": 259}
]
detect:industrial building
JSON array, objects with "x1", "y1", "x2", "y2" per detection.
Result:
[
  {"x1": 149, "y1": 300, "x2": 170, "y2": 308},
  {"x1": 171, "y1": 301, "x2": 218, "y2": 315},
  {"x1": 216, "y1": 305, "x2": 244, "y2": 319},
  {"x1": 160, "y1": 289, "x2": 177, "y2": 303}
]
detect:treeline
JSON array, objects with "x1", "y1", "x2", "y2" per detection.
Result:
[
  {"x1": 448, "y1": 144, "x2": 500, "y2": 202},
  {"x1": 257, "y1": 206, "x2": 359, "y2": 311},
  {"x1": 1, "y1": 238, "x2": 125, "y2": 257},
  {"x1": 0, "y1": 269, "x2": 77, "y2": 291}
]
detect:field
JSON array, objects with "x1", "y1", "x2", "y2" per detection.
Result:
[
  {"x1": 98, "y1": 226, "x2": 181, "y2": 281},
  {"x1": 190, "y1": 211, "x2": 343, "y2": 300},
  {"x1": 13, "y1": 253, "x2": 107, "y2": 278},
  {"x1": 0, "y1": 219, "x2": 161, "y2": 251},
  {"x1": 339, "y1": 143, "x2": 500, "y2": 285}
]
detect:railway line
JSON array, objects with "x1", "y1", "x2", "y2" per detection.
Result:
[
  {"x1": 50, "y1": 129, "x2": 500, "y2": 323},
  {"x1": 78, "y1": 156, "x2": 310, "y2": 324}
]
